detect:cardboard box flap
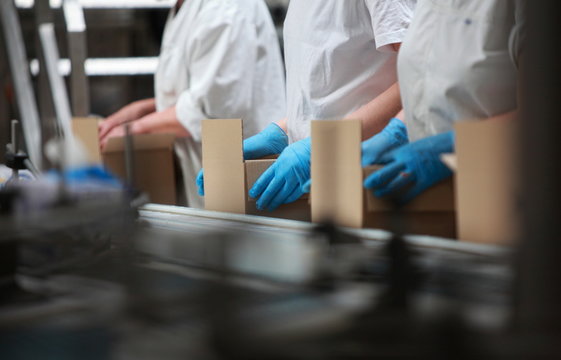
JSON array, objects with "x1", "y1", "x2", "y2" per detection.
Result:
[
  {"x1": 455, "y1": 120, "x2": 517, "y2": 244},
  {"x1": 364, "y1": 166, "x2": 455, "y2": 212},
  {"x1": 72, "y1": 117, "x2": 102, "y2": 163},
  {"x1": 202, "y1": 119, "x2": 246, "y2": 214},
  {"x1": 102, "y1": 133, "x2": 176, "y2": 154},
  {"x1": 245, "y1": 159, "x2": 309, "y2": 202},
  {"x1": 311, "y1": 120, "x2": 363, "y2": 228},
  {"x1": 102, "y1": 133, "x2": 177, "y2": 205}
]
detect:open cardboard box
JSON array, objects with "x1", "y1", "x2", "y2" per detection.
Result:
[
  {"x1": 71, "y1": 117, "x2": 179, "y2": 205},
  {"x1": 311, "y1": 120, "x2": 456, "y2": 238},
  {"x1": 201, "y1": 119, "x2": 310, "y2": 221},
  {"x1": 102, "y1": 134, "x2": 178, "y2": 205},
  {"x1": 72, "y1": 117, "x2": 102, "y2": 164},
  {"x1": 453, "y1": 120, "x2": 519, "y2": 245}
]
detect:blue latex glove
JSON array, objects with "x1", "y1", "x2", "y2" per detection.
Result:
[
  {"x1": 47, "y1": 165, "x2": 122, "y2": 188},
  {"x1": 197, "y1": 123, "x2": 288, "y2": 196},
  {"x1": 301, "y1": 118, "x2": 409, "y2": 194},
  {"x1": 362, "y1": 117, "x2": 409, "y2": 167},
  {"x1": 364, "y1": 131, "x2": 455, "y2": 204},
  {"x1": 249, "y1": 137, "x2": 311, "y2": 211}
]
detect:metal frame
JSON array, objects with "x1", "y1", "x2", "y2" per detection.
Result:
[
  {"x1": 38, "y1": 23, "x2": 73, "y2": 138},
  {"x1": 0, "y1": 0, "x2": 43, "y2": 169},
  {"x1": 30, "y1": 57, "x2": 160, "y2": 77},
  {"x1": 139, "y1": 204, "x2": 509, "y2": 258},
  {"x1": 63, "y1": 0, "x2": 89, "y2": 116},
  {"x1": 16, "y1": 0, "x2": 175, "y2": 9}
]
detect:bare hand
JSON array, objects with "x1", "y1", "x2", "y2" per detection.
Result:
[
  {"x1": 99, "y1": 106, "x2": 190, "y2": 151},
  {"x1": 99, "y1": 125, "x2": 127, "y2": 151},
  {"x1": 99, "y1": 99, "x2": 156, "y2": 145}
]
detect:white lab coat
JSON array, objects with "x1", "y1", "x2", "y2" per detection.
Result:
[
  {"x1": 155, "y1": 0, "x2": 286, "y2": 208},
  {"x1": 398, "y1": 0, "x2": 525, "y2": 141},
  {"x1": 283, "y1": 0, "x2": 416, "y2": 142}
]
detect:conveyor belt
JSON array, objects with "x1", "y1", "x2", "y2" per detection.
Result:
[
  {"x1": 136, "y1": 205, "x2": 511, "y2": 286},
  {"x1": 139, "y1": 204, "x2": 509, "y2": 258},
  {"x1": 137, "y1": 204, "x2": 513, "y2": 309}
]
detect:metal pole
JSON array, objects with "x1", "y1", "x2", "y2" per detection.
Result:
[
  {"x1": 63, "y1": 0, "x2": 90, "y2": 117},
  {"x1": 38, "y1": 23, "x2": 74, "y2": 140},
  {"x1": 0, "y1": 0, "x2": 43, "y2": 169},
  {"x1": 34, "y1": 0, "x2": 56, "y2": 150}
]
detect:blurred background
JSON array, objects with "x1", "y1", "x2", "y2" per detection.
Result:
[{"x1": 0, "y1": 0, "x2": 290, "y2": 160}]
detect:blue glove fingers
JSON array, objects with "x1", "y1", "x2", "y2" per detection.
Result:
[
  {"x1": 376, "y1": 152, "x2": 395, "y2": 165},
  {"x1": 249, "y1": 164, "x2": 277, "y2": 199},
  {"x1": 196, "y1": 169, "x2": 205, "y2": 196},
  {"x1": 373, "y1": 171, "x2": 416, "y2": 198},
  {"x1": 285, "y1": 184, "x2": 305, "y2": 204},
  {"x1": 267, "y1": 182, "x2": 299, "y2": 212},
  {"x1": 255, "y1": 176, "x2": 285, "y2": 210},
  {"x1": 361, "y1": 118, "x2": 409, "y2": 166},
  {"x1": 243, "y1": 123, "x2": 288, "y2": 160},
  {"x1": 301, "y1": 179, "x2": 312, "y2": 194},
  {"x1": 363, "y1": 162, "x2": 406, "y2": 190}
]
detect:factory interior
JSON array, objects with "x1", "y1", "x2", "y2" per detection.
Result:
[{"x1": 1, "y1": 0, "x2": 560, "y2": 359}]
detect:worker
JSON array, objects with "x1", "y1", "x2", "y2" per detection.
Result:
[
  {"x1": 198, "y1": 0, "x2": 417, "y2": 211},
  {"x1": 98, "y1": 0, "x2": 286, "y2": 208},
  {"x1": 362, "y1": 0, "x2": 524, "y2": 203}
]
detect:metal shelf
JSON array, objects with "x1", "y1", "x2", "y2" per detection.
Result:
[
  {"x1": 30, "y1": 57, "x2": 159, "y2": 77},
  {"x1": 16, "y1": 0, "x2": 174, "y2": 9}
]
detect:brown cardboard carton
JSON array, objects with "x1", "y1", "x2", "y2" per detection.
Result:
[
  {"x1": 244, "y1": 159, "x2": 311, "y2": 221},
  {"x1": 202, "y1": 119, "x2": 310, "y2": 221},
  {"x1": 72, "y1": 117, "x2": 101, "y2": 163},
  {"x1": 311, "y1": 119, "x2": 364, "y2": 228},
  {"x1": 455, "y1": 120, "x2": 518, "y2": 245},
  {"x1": 311, "y1": 120, "x2": 456, "y2": 238},
  {"x1": 102, "y1": 134, "x2": 177, "y2": 205}
]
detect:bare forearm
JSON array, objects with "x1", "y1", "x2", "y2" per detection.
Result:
[
  {"x1": 488, "y1": 111, "x2": 517, "y2": 123},
  {"x1": 132, "y1": 106, "x2": 191, "y2": 137},
  {"x1": 133, "y1": 98, "x2": 157, "y2": 118},
  {"x1": 346, "y1": 83, "x2": 402, "y2": 140}
]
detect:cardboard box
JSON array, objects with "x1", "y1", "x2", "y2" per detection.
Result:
[
  {"x1": 102, "y1": 134, "x2": 177, "y2": 205},
  {"x1": 201, "y1": 119, "x2": 310, "y2": 221},
  {"x1": 311, "y1": 120, "x2": 456, "y2": 238},
  {"x1": 72, "y1": 117, "x2": 102, "y2": 163},
  {"x1": 454, "y1": 120, "x2": 518, "y2": 245}
]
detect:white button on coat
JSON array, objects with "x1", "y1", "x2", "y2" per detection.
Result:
[{"x1": 154, "y1": 0, "x2": 286, "y2": 207}]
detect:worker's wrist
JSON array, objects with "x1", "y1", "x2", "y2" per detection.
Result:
[{"x1": 261, "y1": 122, "x2": 288, "y2": 145}]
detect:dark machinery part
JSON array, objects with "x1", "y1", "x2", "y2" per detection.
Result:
[{"x1": 514, "y1": 0, "x2": 561, "y2": 357}]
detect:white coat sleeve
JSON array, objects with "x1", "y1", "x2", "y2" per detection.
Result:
[
  {"x1": 175, "y1": 9, "x2": 257, "y2": 142},
  {"x1": 365, "y1": 0, "x2": 416, "y2": 51}
]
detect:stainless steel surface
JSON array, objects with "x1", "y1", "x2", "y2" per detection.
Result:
[
  {"x1": 63, "y1": 0, "x2": 90, "y2": 116},
  {"x1": 38, "y1": 23, "x2": 73, "y2": 138},
  {"x1": 30, "y1": 57, "x2": 160, "y2": 77},
  {"x1": 138, "y1": 204, "x2": 509, "y2": 258},
  {"x1": 0, "y1": 0, "x2": 43, "y2": 169}
]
